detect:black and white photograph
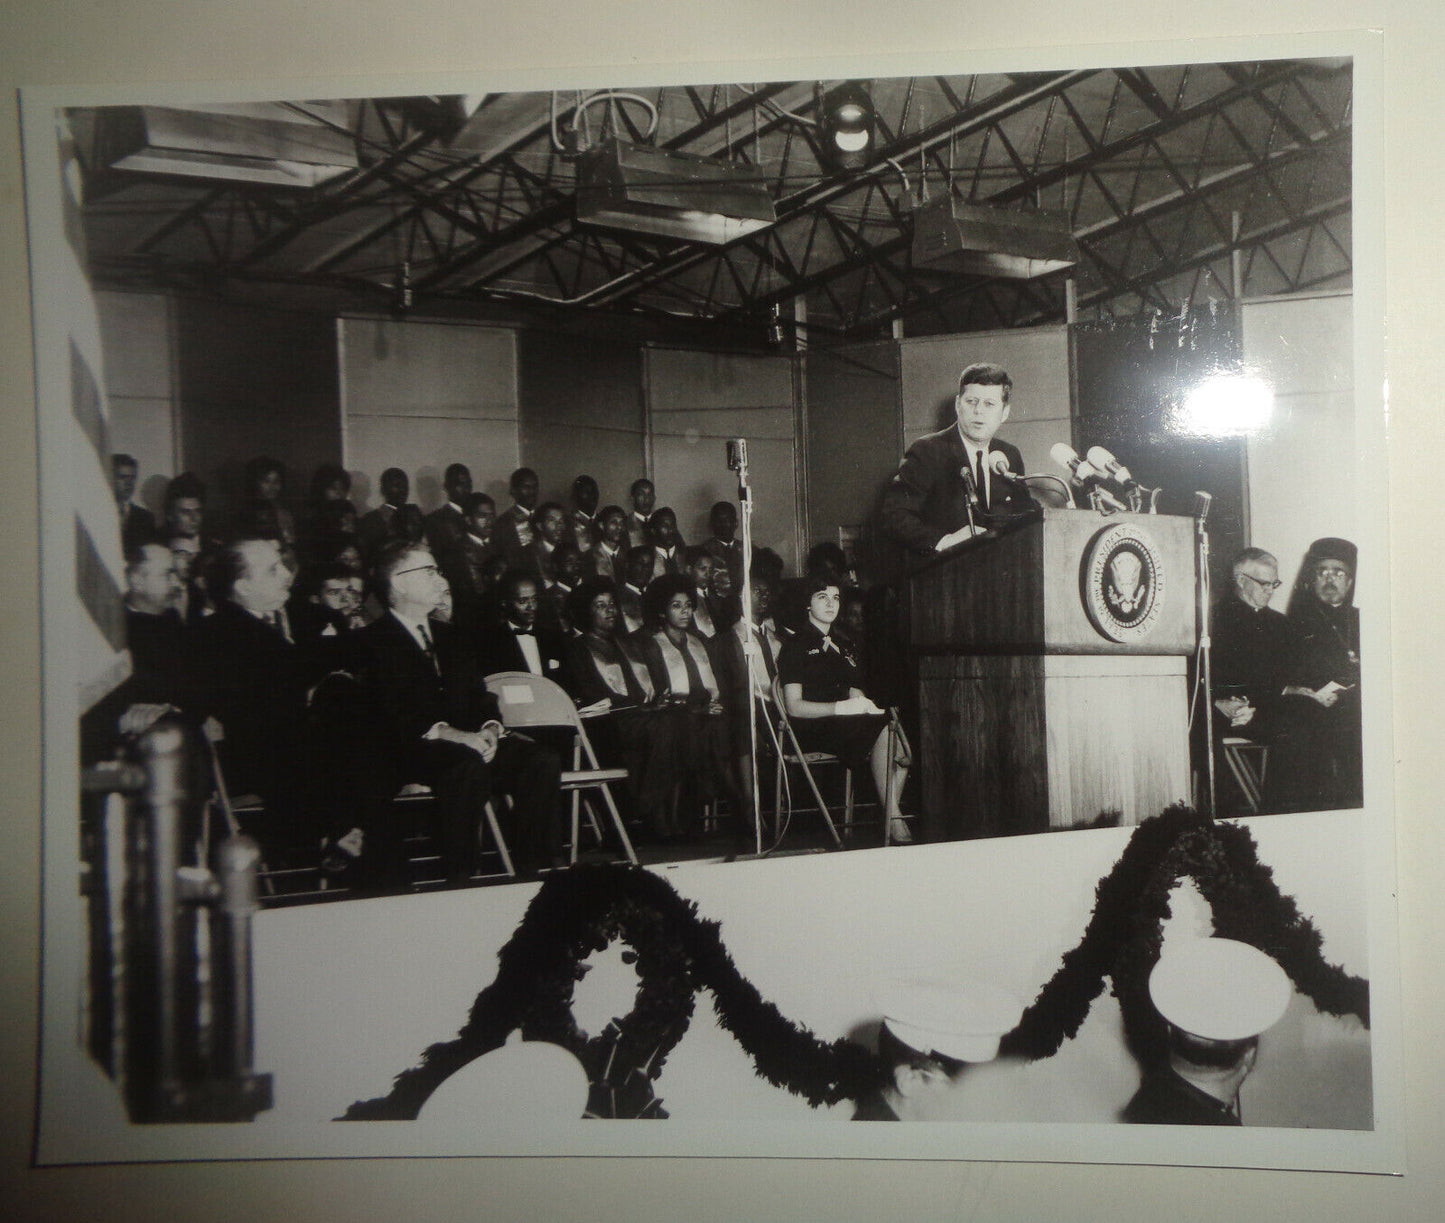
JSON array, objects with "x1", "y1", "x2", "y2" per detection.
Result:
[{"x1": 20, "y1": 34, "x2": 1398, "y2": 1173}]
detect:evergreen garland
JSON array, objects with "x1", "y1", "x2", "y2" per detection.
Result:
[{"x1": 343, "y1": 808, "x2": 1367, "y2": 1120}]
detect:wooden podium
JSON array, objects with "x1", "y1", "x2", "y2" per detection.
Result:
[{"x1": 909, "y1": 508, "x2": 1196, "y2": 839}]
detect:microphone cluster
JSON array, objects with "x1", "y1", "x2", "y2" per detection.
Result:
[{"x1": 1049, "y1": 443, "x2": 1160, "y2": 514}]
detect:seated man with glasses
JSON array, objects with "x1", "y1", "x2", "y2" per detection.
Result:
[{"x1": 1209, "y1": 546, "x2": 1321, "y2": 813}]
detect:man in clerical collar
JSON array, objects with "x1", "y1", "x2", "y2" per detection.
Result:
[
  {"x1": 586, "y1": 505, "x2": 628, "y2": 581},
  {"x1": 853, "y1": 980, "x2": 1022, "y2": 1121},
  {"x1": 1283, "y1": 536, "x2": 1363, "y2": 809},
  {"x1": 648, "y1": 506, "x2": 684, "y2": 578},
  {"x1": 569, "y1": 474, "x2": 600, "y2": 553},
  {"x1": 123, "y1": 542, "x2": 185, "y2": 683},
  {"x1": 626, "y1": 478, "x2": 656, "y2": 550},
  {"x1": 1123, "y1": 938, "x2": 1290, "y2": 1126},
  {"x1": 495, "y1": 466, "x2": 541, "y2": 560}
]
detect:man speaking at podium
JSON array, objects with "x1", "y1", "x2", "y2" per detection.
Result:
[{"x1": 880, "y1": 361, "x2": 1035, "y2": 556}]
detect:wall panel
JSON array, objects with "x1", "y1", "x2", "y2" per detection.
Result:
[
  {"x1": 95, "y1": 290, "x2": 176, "y2": 514},
  {"x1": 338, "y1": 317, "x2": 518, "y2": 511},
  {"x1": 645, "y1": 347, "x2": 799, "y2": 566},
  {"x1": 899, "y1": 325, "x2": 1073, "y2": 477},
  {"x1": 1243, "y1": 293, "x2": 1356, "y2": 598},
  {"x1": 517, "y1": 329, "x2": 645, "y2": 513}
]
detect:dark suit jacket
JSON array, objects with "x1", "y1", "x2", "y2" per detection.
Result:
[
  {"x1": 474, "y1": 620, "x2": 571, "y2": 688},
  {"x1": 356, "y1": 502, "x2": 417, "y2": 560},
  {"x1": 423, "y1": 503, "x2": 467, "y2": 558},
  {"x1": 584, "y1": 543, "x2": 626, "y2": 582},
  {"x1": 879, "y1": 427, "x2": 1033, "y2": 554},
  {"x1": 493, "y1": 505, "x2": 534, "y2": 561},
  {"x1": 120, "y1": 502, "x2": 157, "y2": 552},
  {"x1": 356, "y1": 611, "x2": 500, "y2": 746},
  {"x1": 186, "y1": 600, "x2": 325, "y2": 793}
]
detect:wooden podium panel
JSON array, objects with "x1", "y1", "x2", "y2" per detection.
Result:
[
  {"x1": 918, "y1": 654, "x2": 1191, "y2": 838},
  {"x1": 908, "y1": 509, "x2": 1198, "y2": 839}
]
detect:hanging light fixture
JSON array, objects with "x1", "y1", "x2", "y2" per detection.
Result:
[
  {"x1": 818, "y1": 81, "x2": 876, "y2": 172},
  {"x1": 910, "y1": 195, "x2": 1081, "y2": 279},
  {"x1": 574, "y1": 140, "x2": 776, "y2": 245}
]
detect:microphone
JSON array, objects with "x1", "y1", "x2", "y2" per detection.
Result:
[
  {"x1": 987, "y1": 450, "x2": 1022, "y2": 483},
  {"x1": 1193, "y1": 490, "x2": 1212, "y2": 525},
  {"x1": 1049, "y1": 442, "x2": 1106, "y2": 486},
  {"x1": 1086, "y1": 446, "x2": 1138, "y2": 488},
  {"x1": 959, "y1": 464, "x2": 980, "y2": 505}
]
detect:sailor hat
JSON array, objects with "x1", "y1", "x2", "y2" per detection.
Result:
[
  {"x1": 879, "y1": 979, "x2": 1023, "y2": 1064},
  {"x1": 1148, "y1": 937, "x2": 1292, "y2": 1041}
]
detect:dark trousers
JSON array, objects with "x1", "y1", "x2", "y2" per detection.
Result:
[{"x1": 393, "y1": 732, "x2": 561, "y2": 880}]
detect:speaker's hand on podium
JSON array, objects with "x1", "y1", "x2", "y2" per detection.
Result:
[{"x1": 935, "y1": 524, "x2": 985, "y2": 551}]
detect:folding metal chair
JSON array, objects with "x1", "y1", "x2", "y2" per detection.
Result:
[
  {"x1": 483, "y1": 672, "x2": 639, "y2": 866},
  {"x1": 1221, "y1": 737, "x2": 1269, "y2": 815},
  {"x1": 768, "y1": 676, "x2": 846, "y2": 848}
]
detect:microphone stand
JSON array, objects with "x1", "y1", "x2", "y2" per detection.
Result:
[
  {"x1": 734, "y1": 448, "x2": 763, "y2": 855},
  {"x1": 1194, "y1": 492, "x2": 1217, "y2": 819}
]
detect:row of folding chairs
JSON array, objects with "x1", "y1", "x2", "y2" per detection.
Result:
[{"x1": 204, "y1": 672, "x2": 638, "y2": 905}]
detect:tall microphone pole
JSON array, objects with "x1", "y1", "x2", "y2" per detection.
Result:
[
  {"x1": 1193, "y1": 490, "x2": 1217, "y2": 819},
  {"x1": 727, "y1": 439, "x2": 763, "y2": 854}
]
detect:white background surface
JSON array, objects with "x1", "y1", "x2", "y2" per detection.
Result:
[{"x1": 2, "y1": 4, "x2": 1440, "y2": 1220}]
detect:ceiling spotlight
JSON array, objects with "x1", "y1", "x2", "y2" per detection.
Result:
[{"x1": 819, "y1": 82, "x2": 875, "y2": 172}]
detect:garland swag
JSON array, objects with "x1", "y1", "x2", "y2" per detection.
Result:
[{"x1": 343, "y1": 807, "x2": 1368, "y2": 1120}]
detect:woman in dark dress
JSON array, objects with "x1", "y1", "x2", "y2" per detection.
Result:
[
  {"x1": 564, "y1": 578, "x2": 686, "y2": 842},
  {"x1": 639, "y1": 573, "x2": 743, "y2": 837},
  {"x1": 777, "y1": 573, "x2": 912, "y2": 843}
]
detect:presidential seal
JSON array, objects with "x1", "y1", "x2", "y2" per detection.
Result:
[{"x1": 1082, "y1": 522, "x2": 1165, "y2": 643}]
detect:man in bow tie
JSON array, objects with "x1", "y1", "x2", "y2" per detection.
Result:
[{"x1": 476, "y1": 569, "x2": 571, "y2": 687}]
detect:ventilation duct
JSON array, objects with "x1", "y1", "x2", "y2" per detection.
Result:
[
  {"x1": 575, "y1": 141, "x2": 776, "y2": 245},
  {"x1": 911, "y1": 195, "x2": 1081, "y2": 279}
]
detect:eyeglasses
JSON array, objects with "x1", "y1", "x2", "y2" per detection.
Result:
[
  {"x1": 1240, "y1": 574, "x2": 1281, "y2": 591},
  {"x1": 1315, "y1": 565, "x2": 1351, "y2": 579},
  {"x1": 395, "y1": 563, "x2": 441, "y2": 578}
]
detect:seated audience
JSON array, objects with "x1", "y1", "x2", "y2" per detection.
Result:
[
  {"x1": 777, "y1": 573, "x2": 912, "y2": 844},
  {"x1": 494, "y1": 466, "x2": 540, "y2": 559},
  {"x1": 543, "y1": 545, "x2": 584, "y2": 633},
  {"x1": 355, "y1": 541, "x2": 563, "y2": 882},
  {"x1": 626, "y1": 478, "x2": 656, "y2": 550},
  {"x1": 242, "y1": 455, "x2": 296, "y2": 545},
  {"x1": 569, "y1": 475, "x2": 600, "y2": 553},
  {"x1": 564, "y1": 577, "x2": 686, "y2": 842},
  {"x1": 617, "y1": 545, "x2": 655, "y2": 635},
  {"x1": 701, "y1": 500, "x2": 742, "y2": 577},
  {"x1": 123, "y1": 542, "x2": 186, "y2": 687},
  {"x1": 113, "y1": 453, "x2": 157, "y2": 552},
  {"x1": 585, "y1": 505, "x2": 629, "y2": 582},
  {"x1": 684, "y1": 546, "x2": 721, "y2": 638},
  {"x1": 163, "y1": 472, "x2": 209, "y2": 551},
  {"x1": 423, "y1": 462, "x2": 472, "y2": 560},
  {"x1": 648, "y1": 506, "x2": 685, "y2": 578},
  {"x1": 187, "y1": 536, "x2": 372, "y2": 859},
  {"x1": 475, "y1": 569, "x2": 570, "y2": 686},
  {"x1": 356, "y1": 467, "x2": 418, "y2": 561},
  {"x1": 639, "y1": 573, "x2": 743, "y2": 833},
  {"x1": 1283, "y1": 537, "x2": 1363, "y2": 809},
  {"x1": 710, "y1": 569, "x2": 783, "y2": 831},
  {"x1": 522, "y1": 501, "x2": 568, "y2": 583}
]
